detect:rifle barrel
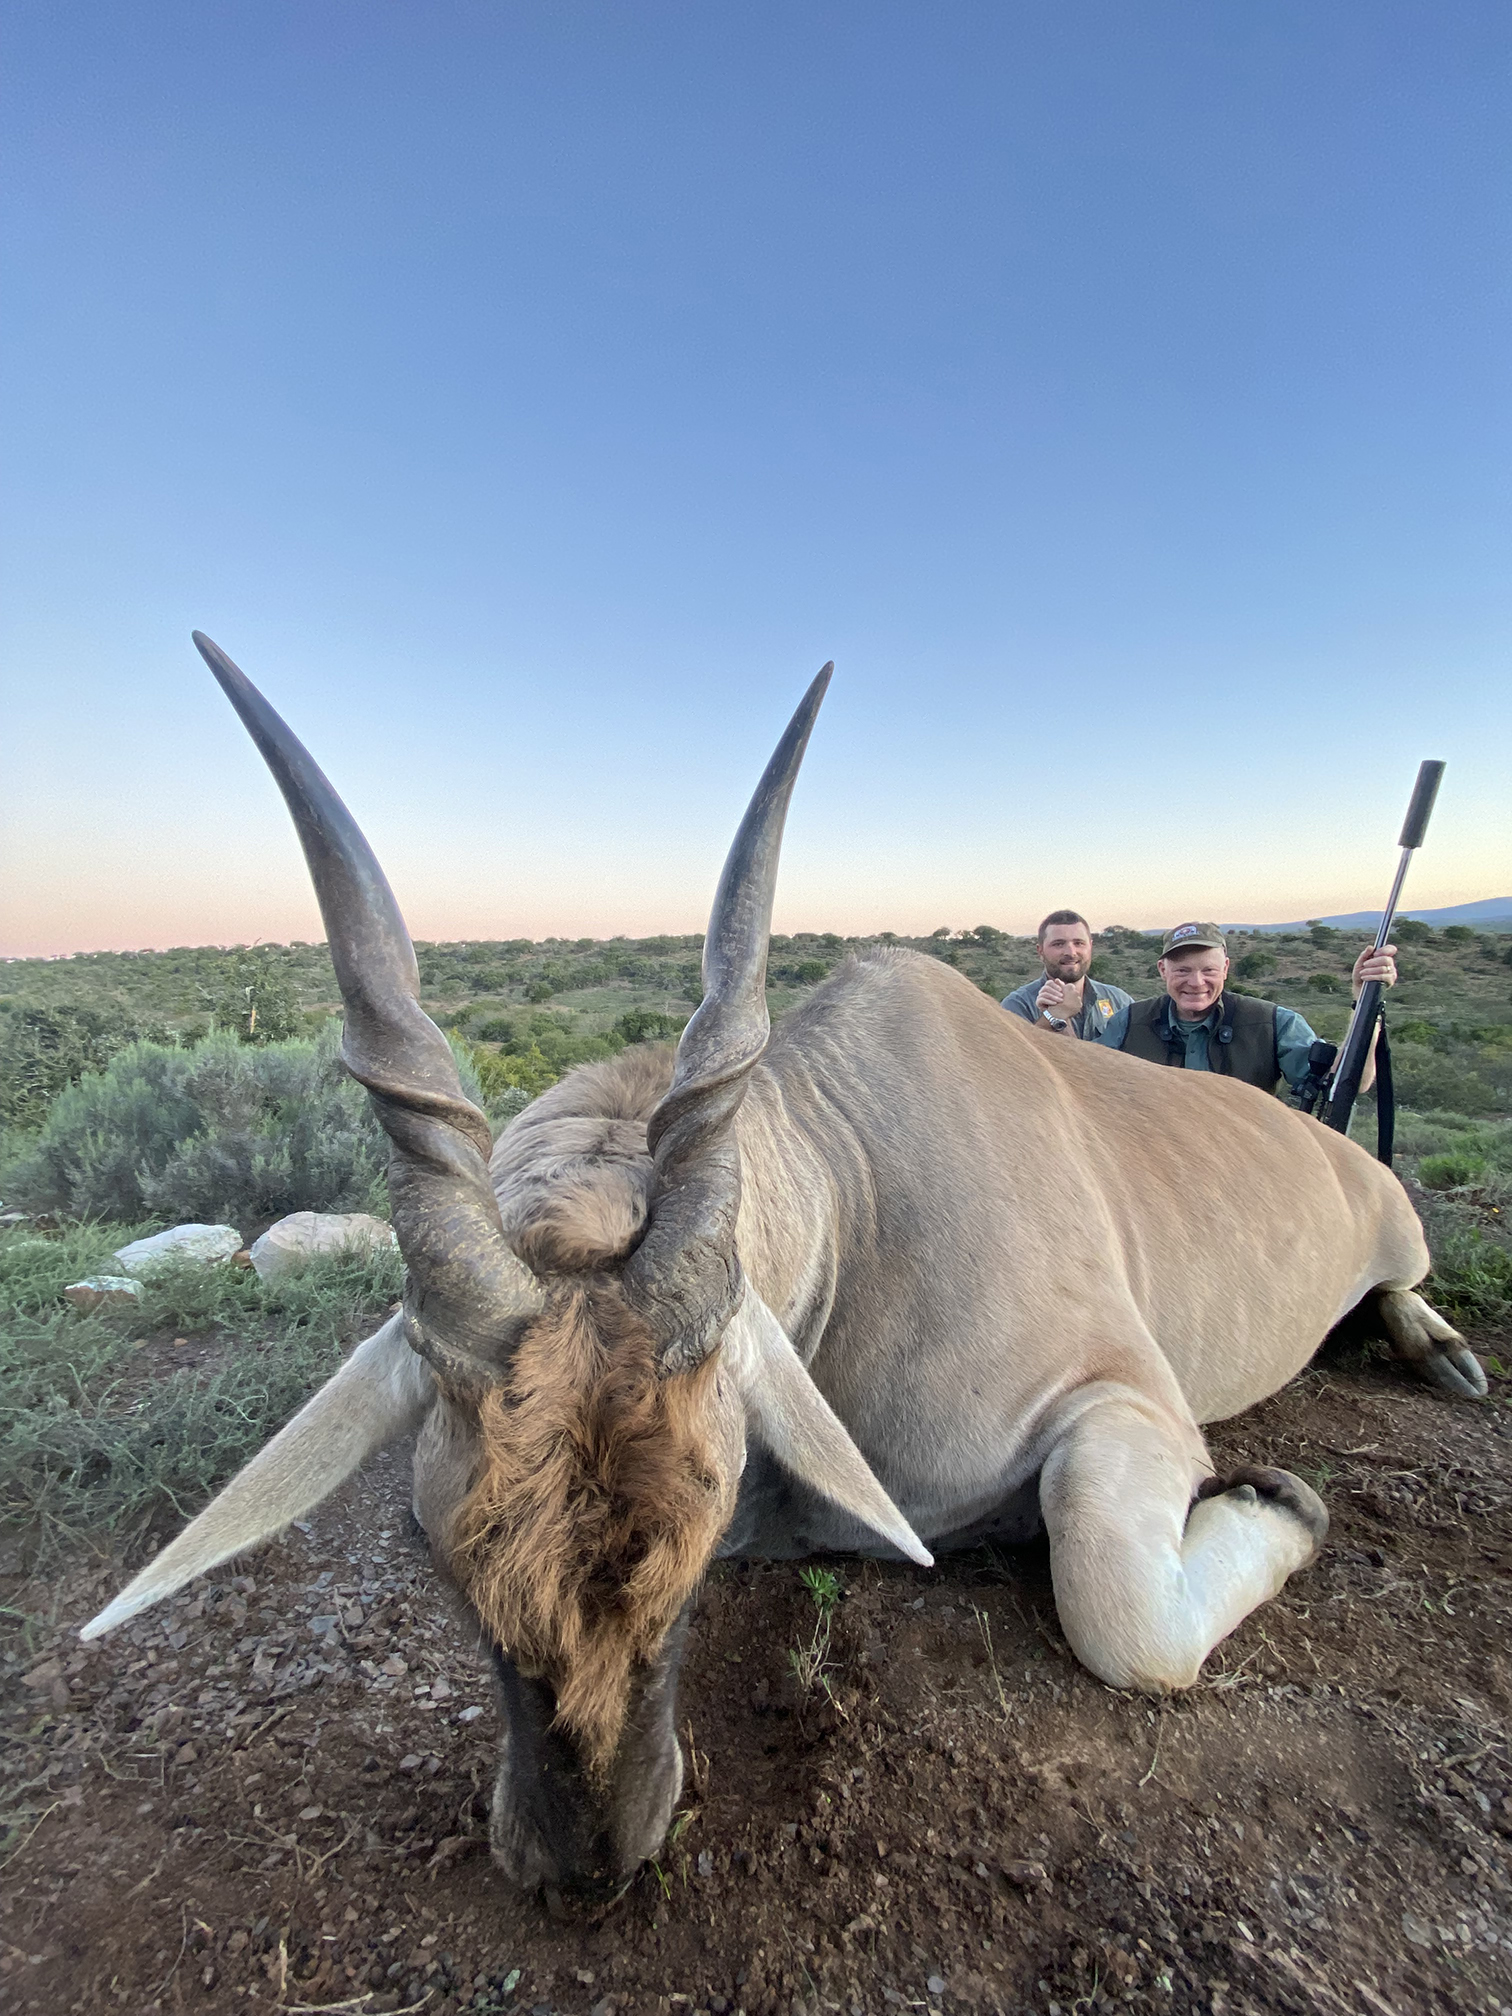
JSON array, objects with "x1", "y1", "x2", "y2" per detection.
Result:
[{"x1": 1320, "y1": 759, "x2": 1444, "y2": 1144}]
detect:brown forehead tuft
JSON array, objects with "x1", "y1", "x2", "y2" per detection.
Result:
[{"x1": 446, "y1": 1283, "x2": 734, "y2": 1780}]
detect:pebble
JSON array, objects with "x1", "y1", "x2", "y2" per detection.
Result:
[{"x1": 927, "y1": 1976, "x2": 946, "y2": 1996}]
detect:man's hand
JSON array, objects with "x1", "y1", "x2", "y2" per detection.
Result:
[
  {"x1": 1035, "y1": 978, "x2": 1069, "y2": 1012},
  {"x1": 1352, "y1": 943, "x2": 1398, "y2": 999}
]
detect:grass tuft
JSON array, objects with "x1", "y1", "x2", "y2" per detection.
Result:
[{"x1": 0, "y1": 1225, "x2": 405, "y2": 1563}]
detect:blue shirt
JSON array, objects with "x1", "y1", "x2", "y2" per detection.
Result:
[
  {"x1": 1095, "y1": 997, "x2": 1321, "y2": 1089},
  {"x1": 1002, "y1": 974, "x2": 1135, "y2": 1041}
]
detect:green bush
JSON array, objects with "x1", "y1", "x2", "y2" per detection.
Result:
[
  {"x1": 1441, "y1": 925, "x2": 1475, "y2": 944},
  {"x1": 1419, "y1": 1149, "x2": 1490, "y2": 1189},
  {"x1": 613, "y1": 1008, "x2": 685, "y2": 1044},
  {"x1": 1235, "y1": 951, "x2": 1276, "y2": 979},
  {"x1": 204, "y1": 946, "x2": 303, "y2": 1044},
  {"x1": 1307, "y1": 972, "x2": 1345, "y2": 993},
  {"x1": 9, "y1": 1025, "x2": 391, "y2": 1224},
  {"x1": 1387, "y1": 1042, "x2": 1497, "y2": 1116},
  {"x1": 0, "y1": 1005, "x2": 171, "y2": 1131}
]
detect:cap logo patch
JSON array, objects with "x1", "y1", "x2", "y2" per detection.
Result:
[{"x1": 1170, "y1": 924, "x2": 1198, "y2": 941}]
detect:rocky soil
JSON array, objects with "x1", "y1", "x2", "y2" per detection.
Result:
[{"x1": 3, "y1": 1334, "x2": 1510, "y2": 2016}]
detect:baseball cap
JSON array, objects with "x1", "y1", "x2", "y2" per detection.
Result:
[{"x1": 1160, "y1": 922, "x2": 1227, "y2": 956}]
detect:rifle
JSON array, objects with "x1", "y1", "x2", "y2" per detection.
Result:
[{"x1": 1319, "y1": 760, "x2": 1445, "y2": 1160}]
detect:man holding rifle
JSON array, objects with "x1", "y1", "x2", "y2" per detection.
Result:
[{"x1": 1088, "y1": 922, "x2": 1398, "y2": 1096}]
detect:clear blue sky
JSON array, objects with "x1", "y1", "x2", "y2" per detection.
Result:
[{"x1": 3, "y1": 2, "x2": 1507, "y2": 954}]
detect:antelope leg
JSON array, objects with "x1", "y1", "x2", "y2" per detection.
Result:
[{"x1": 1038, "y1": 1388, "x2": 1324, "y2": 1693}]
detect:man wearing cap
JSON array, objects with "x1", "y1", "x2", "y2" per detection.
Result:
[
  {"x1": 1093, "y1": 922, "x2": 1397, "y2": 1094},
  {"x1": 1001, "y1": 910, "x2": 1134, "y2": 1040}
]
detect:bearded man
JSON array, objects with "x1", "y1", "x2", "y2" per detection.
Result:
[{"x1": 1001, "y1": 910, "x2": 1133, "y2": 1040}]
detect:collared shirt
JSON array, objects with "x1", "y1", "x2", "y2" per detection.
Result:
[
  {"x1": 1001, "y1": 973, "x2": 1135, "y2": 1041},
  {"x1": 1095, "y1": 996, "x2": 1321, "y2": 1089}
]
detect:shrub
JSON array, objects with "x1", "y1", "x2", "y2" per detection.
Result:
[
  {"x1": 205, "y1": 946, "x2": 303, "y2": 1044},
  {"x1": 1419, "y1": 1149, "x2": 1489, "y2": 1189},
  {"x1": 792, "y1": 960, "x2": 829, "y2": 985},
  {"x1": 470, "y1": 1041, "x2": 558, "y2": 1102},
  {"x1": 1235, "y1": 951, "x2": 1276, "y2": 979},
  {"x1": 1395, "y1": 918, "x2": 1434, "y2": 944},
  {"x1": 613, "y1": 1008, "x2": 685, "y2": 1044},
  {"x1": 0, "y1": 1005, "x2": 171, "y2": 1131},
  {"x1": 1307, "y1": 972, "x2": 1345, "y2": 993},
  {"x1": 9, "y1": 1025, "x2": 390, "y2": 1224},
  {"x1": 1386, "y1": 1043, "x2": 1496, "y2": 1116},
  {"x1": 1441, "y1": 925, "x2": 1475, "y2": 944}
]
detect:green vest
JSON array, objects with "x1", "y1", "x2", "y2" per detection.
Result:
[{"x1": 1121, "y1": 992, "x2": 1281, "y2": 1090}]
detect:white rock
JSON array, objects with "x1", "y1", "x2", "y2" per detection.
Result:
[
  {"x1": 249, "y1": 1211, "x2": 398, "y2": 1283},
  {"x1": 64, "y1": 1276, "x2": 144, "y2": 1311},
  {"x1": 113, "y1": 1224, "x2": 243, "y2": 1278}
]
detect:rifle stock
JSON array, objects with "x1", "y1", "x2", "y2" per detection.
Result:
[{"x1": 1320, "y1": 978, "x2": 1383, "y2": 1139}]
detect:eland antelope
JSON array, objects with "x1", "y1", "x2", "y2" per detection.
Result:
[{"x1": 83, "y1": 637, "x2": 1486, "y2": 1892}]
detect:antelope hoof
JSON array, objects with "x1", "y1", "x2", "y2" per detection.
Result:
[
  {"x1": 1417, "y1": 1344, "x2": 1489, "y2": 1402},
  {"x1": 1197, "y1": 1465, "x2": 1329, "y2": 1549},
  {"x1": 1374, "y1": 1289, "x2": 1487, "y2": 1402}
]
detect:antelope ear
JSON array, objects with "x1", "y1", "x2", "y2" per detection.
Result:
[
  {"x1": 81, "y1": 1316, "x2": 436, "y2": 1641},
  {"x1": 722, "y1": 1289, "x2": 933, "y2": 1569}
]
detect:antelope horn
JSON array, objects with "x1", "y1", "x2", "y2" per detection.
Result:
[
  {"x1": 194, "y1": 633, "x2": 544, "y2": 1362},
  {"x1": 625, "y1": 663, "x2": 833, "y2": 1371}
]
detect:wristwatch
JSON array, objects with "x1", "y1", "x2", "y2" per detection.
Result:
[{"x1": 1041, "y1": 1012, "x2": 1069, "y2": 1030}]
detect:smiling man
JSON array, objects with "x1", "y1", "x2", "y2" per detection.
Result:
[
  {"x1": 1095, "y1": 922, "x2": 1398, "y2": 1096},
  {"x1": 1001, "y1": 910, "x2": 1133, "y2": 1040}
]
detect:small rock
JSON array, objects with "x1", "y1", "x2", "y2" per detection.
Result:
[
  {"x1": 927, "y1": 1977, "x2": 946, "y2": 1997},
  {"x1": 1003, "y1": 1859, "x2": 1050, "y2": 1889},
  {"x1": 299, "y1": 1805, "x2": 323, "y2": 1821},
  {"x1": 63, "y1": 1276, "x2": 143, "y2": 1311},
  {"x1": 398, "y1": 1754, "x2": 423, "y2": 1772},
  {"x1": 113, "y1": 1223, "x2": 243, "y2": 1277},
  {"x1": 249, "y1": 1211, "x2": 398, "y2": 1282},
  {"x1": 697, "y1": 1850, "x2": 714, "y2": 1878},
  {"x1": 21, "y1": 1658, "x2": 64, "y2": 1691},
  {"x1": 456, "y1": 1704, "x2": 485, "y2": 1724}
]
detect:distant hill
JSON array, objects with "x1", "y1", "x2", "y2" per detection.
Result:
[{"x1": 1230, "y1": 898, "x2": 1512, "y2": 936}]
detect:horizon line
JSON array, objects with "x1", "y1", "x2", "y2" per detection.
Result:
[{"x1": 6, "y1": 895, "x2": 1510, "y2": 963}]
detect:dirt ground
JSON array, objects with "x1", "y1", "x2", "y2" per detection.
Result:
[{"x1": 3, "y1": 1328, "x2": 1509, "y2": 2016}]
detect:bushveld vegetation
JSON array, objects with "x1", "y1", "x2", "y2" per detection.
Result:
[{"x1": 1, "y1": 922, "x2": 1508, "y2": 1574}]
